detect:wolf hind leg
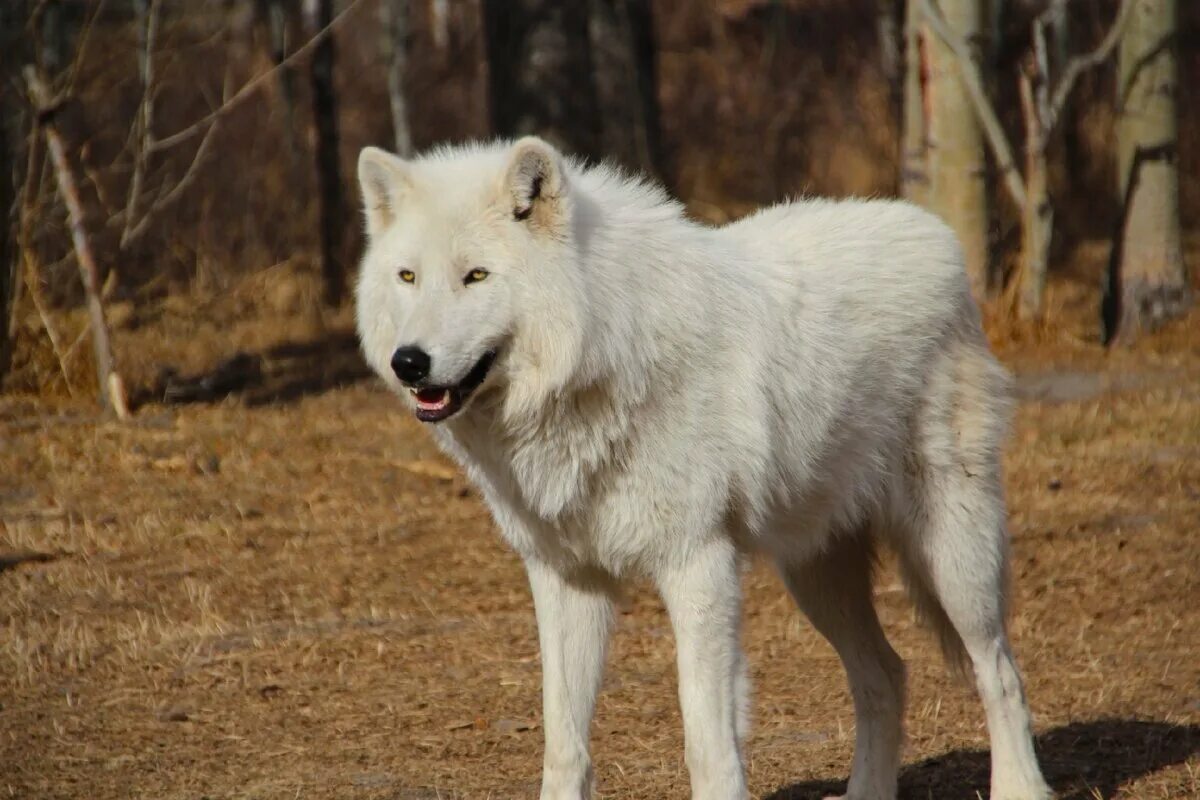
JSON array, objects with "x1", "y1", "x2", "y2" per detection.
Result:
[
  {"x1": 895, "y1": 468, "x2": 1051, "y2": 799},
  {"x1": 890, "y1": 335, "x2": 1051, "y2": 799},
  {"x1": 779, "y1": 531, "x2": 906, "y2": 800}
]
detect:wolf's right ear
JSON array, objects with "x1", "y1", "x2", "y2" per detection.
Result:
[
  {"x1": 358, "y1": 147, "x2": 410, "y2": 237},
  {"x1": 504, "y1": 137, "x2": 568, "y2": 232}
]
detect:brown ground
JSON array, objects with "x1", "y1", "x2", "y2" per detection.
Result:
[{"x1": 2, "y1": 265, "x2": 1199, "y2": 799}]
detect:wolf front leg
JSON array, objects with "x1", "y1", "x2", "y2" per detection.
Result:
[
  {"x1": 525, "y1": 558, "x2": 614, "y2": 800},
  {"x1": 657, "y1": 538, "x2": 750, "y2": 800}
]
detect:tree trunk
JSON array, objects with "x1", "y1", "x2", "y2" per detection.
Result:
[
  {"x1": 900, "y1": 0, "x2": 929, "y2": 204},
  {"x1": 878, "y1": 0, "x2": 902, "y2": 184},
  {"x1": 587, "y1": 0, "x2": 663, "y2": 178},
  {"x1": 25, "y1": 68, "x2": 127, "y2": 417},
  {"x1": 483, "y1": 0, "x2": 601, "y2": 160},
  {"x1": 38, "y1": 0, "x2": 78, "y2": 77},
  {"x1": 1044, "y1": 0, "x2": 1069, "y2": 76},
  {"x1": 429, "y1": 0, "x2": 449, "y2": 51},
  {"x1": 1107, "y1": 0, "x2": 1188, "y2": 343},
  {"x1": 877, "y1": 0, "x2": 901, "y2": 83},
  {"x1": 1017, "y1": 70, "x2": 1050, "y2": 320},
  {"x1": 304, "y1": 0, "x2": 344, "y2": 306},
  {"x1": 0, "y1": 1, "x2": 28, "y2": 383},
  {"x1": 120, "y1": 0, "x2": 161, "y2": 264},
  {"x1": 262, "y1": 0, "x2": 303, "y2": 162},
  {"x1": 380, "y1": 0, "x2": 413, "y2": 157},
  {"x1": 925, "y1": 0, "x2": 990, "y2": 299},
  {"x1": 0, "y1": 110, "x2": 14, "y2": 383}
]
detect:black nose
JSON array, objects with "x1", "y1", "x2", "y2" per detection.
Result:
[{"x1": 390, "y1": 346, "x2": 431, "y2": 385}]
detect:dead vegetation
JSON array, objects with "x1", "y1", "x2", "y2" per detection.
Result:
[
  {"x1": 3, "y1": 5, "x2": 1197, "y2": 795},
  {"x1": 1, "y1": 258, "x2": 1198, "y2": 799}
]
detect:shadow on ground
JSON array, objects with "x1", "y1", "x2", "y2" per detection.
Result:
[
  {"x1": 140, "y1": 330, "x2": 373, "y2": 408},
  {"x1": 766, "y1": 719, "x2": 1200, "y2": 800}
]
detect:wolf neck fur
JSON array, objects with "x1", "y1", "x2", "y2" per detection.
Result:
[{"x1": 460, "y1": 170, "x2": 701, "y2": 521}]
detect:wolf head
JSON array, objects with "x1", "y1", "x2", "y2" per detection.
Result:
[{"x1": 356, "y1": 138, "x2": 588, "y2": 424}]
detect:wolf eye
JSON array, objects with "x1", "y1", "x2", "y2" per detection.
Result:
[
  {"x1": 398, "y1": 269, "x2": 415, "y2": 284},
  {"x1": 463, "y1": 268, "x2": 489, "y2": 285}
]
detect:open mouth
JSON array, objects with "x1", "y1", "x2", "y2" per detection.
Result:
[{"x1": 409, "y1": 350, "x2": 497, "y2": 423}]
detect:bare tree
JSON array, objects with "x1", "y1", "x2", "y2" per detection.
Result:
[
  {"x1": 25, "y1": 68, "x2": 128, "y2": 417},
  {"x1": 877, "y1": 0, "x2": 904, "y2": 186},
  {"x1": 483, "y1": 0, "x2": 667, "y2": 175},
  {"x1": 113, "y1": 0, "x2": 360, "y2": 254},
  {"x1": 0, "y1": 1, "x2": 29, "y2": 383},
  {"x1": 900, "y1": 0, "x2": 929, "y2": 204},
  {"x1": 0, "y1": 106, "x2": 14, "y2": 382},
  {"x1": 110, "y1": 1, "x2": 231, "y2": 254},
  {"x1": 921, "y1": 0, "x2": 1131, "y2": 320},
  {"x1": 259, "y1": 0, "x2": 303, "y2": 162},
  {"x1": 922, "y1": 0, "x2": 990, "y2": 299},
  {"x1": 6, "y1": 1, "x2": 365, "y2": 396},
  {"x1": 877, "y1": 0, "x2": 902, "y2": 84},
  {"x1": 1107, "y1": 0, "x2": 1190, "y2": 343},
  {"x1": 588, "y1": 0, "x2": 663, "y2": 178},
  {"x1": 304, "y1": 0, "x2": 345, "y2": 306},
  {"x1": 1041, "y1": 0, "x2": 1069, "y2": 75},
  {"x1": 380, "y1": 0, "x2": 413, "y2": 157},
  {"x1": 429, "y1": 0, "x2": 449, "y2": 50},
  {"x1": 120, "y1": 0, "x2": 162, "y2": 258},
  {"x1": 483, "y1": 0, "x2": 601, "y2": 159},
  {"x1": 37, "y1": 0, "x2": 80, "y2": 78}
]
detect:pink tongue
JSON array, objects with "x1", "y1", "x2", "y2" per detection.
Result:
[{"x1": 416, "y1": 388, "x2": 445, "y2": 404}]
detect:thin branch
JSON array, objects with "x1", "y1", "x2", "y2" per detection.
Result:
[
  {"x1": 61, "y1": 319, "x2": 92, "y2": 367},
  {"x1": 1034, "y1": 0, "x2": 1069, "y2": 57},
  {"x1": 121, "y1": 118, "x2": 221, "y2": 248},
  {"x1": 23, "y1": 257, "x2": 76, "y2": 397},
  {"x1": 117, "y1": 57, "x2": 235, "y2": 247},
  {"x1": 14, "y1": 122, "x2": 75, "y2": 395},
  {"x1": 81, "y1": 153, "x2": 119, "y2": 216},
  {"x1": 919, "y1": 0, "x2": 1028, "y2": 211},
  {"x1": 64, "y1": 0, "x2": 111, "y2": 92},
  {"x1": 148, "y1": 0, "x2": 366, "y2": 155},
  {"x1": 115, "y1": 0, "x2": 363, "y2": 247},
  {"x1": 1018, "y1": 65, "x2": 1037, "y2": 149},
  {"x1": 8, "y1": 121, "x2": 44, "y2": 343},
  {"x1": 25, "y1": 0, "x2": 52, "y2": 36},
  {"x1": 1044, "y1": 0, "x2": 1134, "y2": 133},
  {"x1": 1031, "y1": 13, "x2": 1051, "y2": 125},
  {"x1": 122, "y1": 0, "x2": 162, "y2": 245}
]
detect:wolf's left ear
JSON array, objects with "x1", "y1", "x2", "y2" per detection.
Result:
[
  {"x1": 358, "y1": 146, "x2": 410, "y2": 238},
  {"x1": 504, "y1": 137, "x2": 568, "y2": 230}
]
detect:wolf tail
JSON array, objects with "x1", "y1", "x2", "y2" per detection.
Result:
[{"x1": 894, "y1": 551, "x2": 974, "y2": 680}]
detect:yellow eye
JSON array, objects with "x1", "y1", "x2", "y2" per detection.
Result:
[
  {"x1": 464, "y1": 268, "x2": 489, "y2": 285},
  {"x1": 398, "y1": 269, "x2": 415, "y2": 284}
]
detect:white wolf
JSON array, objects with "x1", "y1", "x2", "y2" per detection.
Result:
[{"x1": 355, "y1": 137, "x2": 1051, "y2": 800}]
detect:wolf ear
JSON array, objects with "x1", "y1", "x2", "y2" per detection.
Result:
[
  {"x1": 358, "y1": 146, "x2": 410, "y2": 237},
  {"x1": 504, "y1": 137, "x2": 568, "y2": 230}
]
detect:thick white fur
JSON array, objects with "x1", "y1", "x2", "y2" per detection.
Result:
[{"x1": 356, "y1": 138, "x2": 1051, "y2": 800}]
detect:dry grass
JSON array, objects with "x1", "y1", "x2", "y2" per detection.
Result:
[{"x1": 2, "y1": 260, "x2": 1199, "y2": 799}]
